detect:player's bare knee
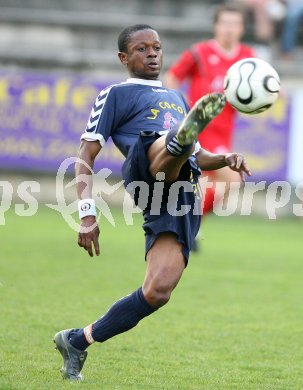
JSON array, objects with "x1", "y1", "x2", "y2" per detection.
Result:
[
  {"x1": 143, "y1": 282, "x2": 173, "y2": 308},
  {"x1": 144, "y1": 288, "x2": 171, "y2": 308}
]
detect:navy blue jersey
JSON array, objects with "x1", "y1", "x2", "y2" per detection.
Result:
[
  {"x1": 82, "y1": 78, "x2": 202, "y2": 260},
  {"x1": 81, "y1": 78, "x2": 201, "y2": 158}
]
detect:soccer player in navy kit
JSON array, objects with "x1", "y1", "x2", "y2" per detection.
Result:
[{"x1": 54, "y1": 24, "x2": 251, "y2": 380}]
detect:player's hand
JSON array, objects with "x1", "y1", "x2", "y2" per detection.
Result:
[
  {"x1": 78, "y1": 215, "x2": 100, "y2": 257},
  {"x1": 224, "y1": 153, "x2": 252, "y2": 182}
]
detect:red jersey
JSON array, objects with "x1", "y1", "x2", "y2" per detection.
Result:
[{"x1": 168, "y1": 40, "x2": 254, "y2": 152}]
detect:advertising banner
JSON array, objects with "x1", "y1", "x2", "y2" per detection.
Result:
[
  {"x1": 0, "y1": 72, "x2": 124, "y2": 174},
  {"x1": 0, "y1": 71, "x2": 298, "y2": 183},
  {"x1": 233, "y1": 95, "x2": 291, "y2": 183}
]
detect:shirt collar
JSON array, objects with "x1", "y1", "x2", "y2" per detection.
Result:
[
  {"x1": 126, "y1": 78, "x2": 163, "y2": 87},
  {"x1": 210, "y1": 39, "x2": 241, "y2": 59}
]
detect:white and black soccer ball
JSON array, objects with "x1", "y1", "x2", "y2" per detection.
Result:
[{"x1": 224, "y1": 58, "x2": 280, "y2": 115}]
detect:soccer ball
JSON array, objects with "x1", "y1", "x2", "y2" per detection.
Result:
[{"x1": 224, "y1": 58, "x2": 280, "y2": 115}]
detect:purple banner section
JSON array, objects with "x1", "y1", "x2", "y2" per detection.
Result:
[
  {"x1": 0, "y1": 71, "x2": 291, "y2": 182},
  {"x1": 233, "y1": 94, "x2": 291, "y2": 182},
  {"x1": 0, "y1": 72, "x2": 124, "y2": 174}
]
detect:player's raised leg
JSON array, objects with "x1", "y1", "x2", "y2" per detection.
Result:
[
  {"x1": 148, "y1": 93, "x2": 226, "y2": 182},
  {"x1": 176, "y1": 92, "x2": 226, "y2": 146}
]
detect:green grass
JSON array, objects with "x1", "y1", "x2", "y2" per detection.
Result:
[{"x1": 0, "y1": 207, "x2": 303, "y2": 389}]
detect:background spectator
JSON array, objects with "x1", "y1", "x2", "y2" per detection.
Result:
[{"x1": 281, "y1": 0, "x2": 303, "y2": 60}]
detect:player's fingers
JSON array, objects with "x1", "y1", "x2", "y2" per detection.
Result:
[
  {"x1": 93, "y1": 236, "x2": 100, "y2": 256},
  {"x1": 236, "y1": 155, "x2": 243, "y2": 170},
  {"x1": 228, "y1": 154, "x2": 239, "y2": 169},
  {"x1": 243, "y1": 161, "x2": 252, "y2": 176},
  {"x1": 85, "y1": 237, "x2": 94, "y2": 257},
  {"x1": 228, "y1": 157, "x2": 236, "y2": 169},
  {"x1": 78, "y1": 233, "x2": 84, "y2": 248},
  {"x1": 240, "y1": 160, "x2": 251, "y2": 176}
]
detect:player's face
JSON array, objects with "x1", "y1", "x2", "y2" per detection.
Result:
[
  {"x1": 214, "y1": 11, "x2": 244, "y2": 46},
  {"x1": 119, "y1": 29, "x2": 163, "y2": 80}
]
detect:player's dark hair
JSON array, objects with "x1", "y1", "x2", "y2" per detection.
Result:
[
  {"x1": 213, "y1": 3, "x2": 246, "y2": 24},
  {"x1": 118, "y1": 24, "x2": 155, "y2": 53}
]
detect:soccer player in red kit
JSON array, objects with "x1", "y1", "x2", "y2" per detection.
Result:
[{"x1": 164, "y1": 4, "x2": 254, "y2": 215}]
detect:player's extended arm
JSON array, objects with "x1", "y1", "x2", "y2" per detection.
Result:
[
  {"x1": 76, "y1": 140, "x2": 102, "y2": 257},
  {"x1": 196, "y1": 148, "x2": 252, "y2": 181}
]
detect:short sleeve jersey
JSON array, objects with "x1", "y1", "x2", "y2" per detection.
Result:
[
  {"x1": 168, "y1": 40, "x2": 254, "y2": 151},
  {"x1": 81, "y1": 78, "x2": 195, "y2": 158}
]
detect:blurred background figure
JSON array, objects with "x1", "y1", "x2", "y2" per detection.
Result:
[
  {"x1": 164, "y1": 4, "x2": 254, "y2": 220},
  {"x1": 241, "y1": 0, "x2": 285, "y2": 42},
  {"x1": 240, "y1": 0, "x2": 286, "y2": 60},
  {"x1": 242, "y1": 0, "x2": 275, "y2": 43},
  {"x1": 281, "y1": 0, "x2": 303, "y2": 61}
]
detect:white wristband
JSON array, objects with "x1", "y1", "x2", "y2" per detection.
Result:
[{"x1": 78, "y1": 199, "x2": 97, "y2": 219}]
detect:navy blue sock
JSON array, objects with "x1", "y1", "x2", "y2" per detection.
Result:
[
  {"x1": 165, "y1": 128, "x2": 193, "y2": 156},
  {"x1": 68, "y1": 287, "x2": 156, "y2": 351}
]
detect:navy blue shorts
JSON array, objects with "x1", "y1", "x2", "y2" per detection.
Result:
[{"x1": 122, "y1": 131, "x2": 201, "y2": 265}]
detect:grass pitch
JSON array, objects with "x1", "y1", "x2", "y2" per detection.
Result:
[{"x1": 0, "y1": 207, "x2": 302, "y2": 389}]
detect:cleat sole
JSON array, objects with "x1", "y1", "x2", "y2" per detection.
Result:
[{"x1": 176, "y1": 93, "x2": 226, "y2": 146}]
